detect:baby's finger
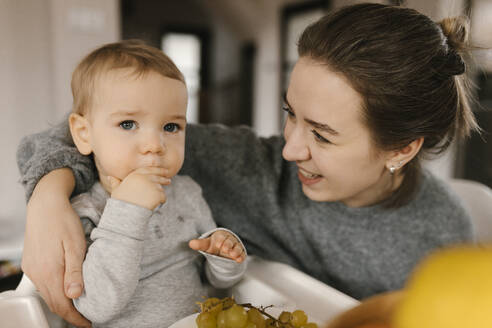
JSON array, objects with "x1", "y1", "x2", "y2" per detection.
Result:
[
  {"x1": 217, "y1": 237, "x2": 236, "y2": 259},
  {"x1": 229, "y1": 243, "x2": 244, "y2": 259},
  {"x1": 229, "y1": 243, "x2": 246, "y2": 263},
  {"x1": 150, "y1": 175, "x2": 171, "y2": 186},
  {"x1": 189, "y1": 238, "x2": 211, "y2": 251},
  {"x1": 210, "y1": 233, "x2": 227, "y2": 253}
]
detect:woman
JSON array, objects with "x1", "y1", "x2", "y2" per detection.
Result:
[{"x1": 17, "y1": 3, "x2": 478, "y2": 327}]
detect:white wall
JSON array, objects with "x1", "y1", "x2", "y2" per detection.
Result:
[
  {"x1": 0, "y1": 0, "x2": 119, "y2": 252},
  {"x1": 0, "y1": 0, "x2": 55, "y2": 248},
  {"x1": 49, "y1": 0, "x2": 121, "y2": 119}
]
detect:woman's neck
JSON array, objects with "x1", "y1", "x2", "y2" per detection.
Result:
[{"x1": 342, "y1": 171, "x2": 404, "y2": 208}]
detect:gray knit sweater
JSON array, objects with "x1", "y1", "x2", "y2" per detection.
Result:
[
  {"x1": 70, "y1": 177, "x2": 246, "y2": 327},
  {"x1": 17, "y1": 121, "x2": 473, "y2": 300}
]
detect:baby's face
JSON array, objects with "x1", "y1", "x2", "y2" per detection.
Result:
[{"x1": 87, "y1": 68, "x2": 187, "y2": 189}]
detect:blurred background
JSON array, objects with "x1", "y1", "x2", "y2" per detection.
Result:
[{"x1": 1, "y1": 0, "x2": 491, "y2": 287}]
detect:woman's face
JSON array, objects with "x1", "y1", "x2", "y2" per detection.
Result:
[{"x1": 283, "y1": 57, "x2": 394, "y2": 207}]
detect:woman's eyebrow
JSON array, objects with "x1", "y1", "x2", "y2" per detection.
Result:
[
  {"x1": 283, "y1": 93, "x2": 339, "y2": 136},
  {"x1": 305, "y1": 118, "x2": 339, "y2": 135}
]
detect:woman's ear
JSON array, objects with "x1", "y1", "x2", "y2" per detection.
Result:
[
  {"x1": 69, "y1": 113, "x2": 93, "y2": 155},
  {"x1": 385, "y1": 137, "x2": 424, "y2": 173}
]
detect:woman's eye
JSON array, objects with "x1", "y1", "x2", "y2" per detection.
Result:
[
  {"x1": 120, "y1": 120, "x2": 136, "y2": 130},
  {"x1": 163, "y1": 123, "x2": 180, "y2": 133},
  {"x1": 282, "y1": 106, "x2": 295, "y2": 118},
  {"x1": 311, "y1": 130, "x2": 331, "y2": 144}
]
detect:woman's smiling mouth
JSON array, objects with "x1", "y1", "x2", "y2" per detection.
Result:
[{"x1": 297, "y1": 167, "x2": 323, "y2": 185}]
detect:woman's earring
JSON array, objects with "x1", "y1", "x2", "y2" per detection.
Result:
[
  {"x1": 389, "y1": 160, "x2": 404, "y2": 174},
  {"x1": 389, "y1": 166, "x2": 396, "y2": 174}
]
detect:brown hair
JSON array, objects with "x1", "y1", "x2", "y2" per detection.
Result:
[
  {"x1": 298, "y1": 3, "x2": 480, "y2": 207},
  {"x1": 71, "y1": 39, "x2": 185, "y2": 115}
]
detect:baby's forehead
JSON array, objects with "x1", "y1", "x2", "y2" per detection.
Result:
[
  {"x1": 88, "y1": 68, "x2": 187, "y2": 117},
  {"x1": 96, "y1": 67, "x2": 147, "y2": 83}
]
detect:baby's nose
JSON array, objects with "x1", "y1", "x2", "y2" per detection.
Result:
[{"x1": 141, "y1": 131, "x2": 165, "y2": 154}]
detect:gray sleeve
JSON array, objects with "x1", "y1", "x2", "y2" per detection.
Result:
[
  {"x1": 181, "y1": 124, "x2": 285, "y2": 200},
  {"x1": 16, "y1": 116, "x2": 96, "y2": 201},
  {"x1": 199, "y1": 228, "x2": 248, "y2": 289},
  {"x1": 73, "y1": 198, "x2": 153, "y2": 324}
]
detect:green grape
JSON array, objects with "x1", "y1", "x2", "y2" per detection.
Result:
[
  {"x1": 265, "y1": 318, "x2": 276, "y2": 328},
  {"x1": 217, "y1": 310, "x2": 227, "y2": 328},
  {"x1": 245, "y1": 322, "x2": 257, "y2": 328},
  {"x1": 196, "y1": 312, "x2": 217, "y2": 328},
  {"x1": 300, "y1": 323, "x2": 318, "y2": 328},
  {"x1": 225, "y1": 304, "x2": 248, "y2": 328},
  {"x1": 247, "y1": 308, "x2": 266, "y2": 328},
  {"x1": 278, "y1": 311, "x2": 291, "y2": 324},
  {"x1": 290, "y1": 310, "x2": 308, "y2": 327}
]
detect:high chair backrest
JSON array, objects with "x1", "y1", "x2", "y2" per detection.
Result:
[
  {"x1": 0, "y1": 274, "x2": 51, "y2": 328},
  {"x1": 448, "y1": 179, "x2": 492, "y2": 243}
]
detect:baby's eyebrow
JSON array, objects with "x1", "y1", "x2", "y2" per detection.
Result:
[
  {"x1": 109, "y1": 109, "x2": 142, "y2": 117},
  {"x1": 170, "y1": 114, "x2": 186, "y2": 121}
]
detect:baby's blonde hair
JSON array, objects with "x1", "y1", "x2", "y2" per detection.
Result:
[{"x1": 71, "y1": 40, "x2": 185, "y2": 115}]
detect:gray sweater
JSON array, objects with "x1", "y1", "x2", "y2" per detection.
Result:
[
  {"x1": 71, "y1": 177, "x2": 246, "y2": 327},
  {"x1": 17, "y1": 121, "x2": 473, "y2": 300}
]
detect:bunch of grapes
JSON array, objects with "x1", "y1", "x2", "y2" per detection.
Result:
[{"x1": 195, "y1": 297, "x2": 319, "y2": 328}]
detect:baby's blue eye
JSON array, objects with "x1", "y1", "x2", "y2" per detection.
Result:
[
  {"x1": 163, "y1": 123, "x2": 179, "y2": 133},
  {"x1": 120, "y1": 120, "x2": 136, "y2": 130}
]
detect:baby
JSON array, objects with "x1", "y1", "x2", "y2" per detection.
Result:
[{"x1": 67, "y1": 40, "x2": 247, "y2": 327}]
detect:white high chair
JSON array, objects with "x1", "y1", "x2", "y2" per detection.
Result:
[
  {"x1": 448, "y1": 178, "x2": 492, "y2": 243},
  {"x1": 0, "y1": 274, "x2": 55, "y2": 328},
  {"x1": 0, "y1": 257, "x2": 358, "y2": 327}
]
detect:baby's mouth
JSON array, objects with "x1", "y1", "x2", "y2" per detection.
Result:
[{"x1": 140, "y1": 160, "x2": 165, "y2": 168}]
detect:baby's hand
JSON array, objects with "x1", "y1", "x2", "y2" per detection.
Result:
[
  {"x1": 109, "y1": 167, "x2": 171, "y2": 210},
  {"x1": 189, "y1": 230, "x2": 246, "y2": 263}
]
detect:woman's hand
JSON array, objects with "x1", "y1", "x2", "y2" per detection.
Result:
[
  {"x1": 22, "y1": 168, "x2": 91, "y2": 327},
  {"x1": 189, "y1": 230, "x2": 246, "y2": 263},
  {"x1": 325, "y1": 290, "x2": 403, "y2": 328}
]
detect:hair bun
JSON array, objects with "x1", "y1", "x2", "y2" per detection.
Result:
[
  {"x1": 445, "y1": 49, "x2": 466, "y2": 75},
  {"x1": 437, "y1": 16, "x2": 469, "y2": 76}
]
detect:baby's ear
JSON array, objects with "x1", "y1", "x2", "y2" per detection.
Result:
[{"x1": 69, "y1": 113, "x2": 93, "y2": 155}]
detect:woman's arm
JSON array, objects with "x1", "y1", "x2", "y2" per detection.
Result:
[
  {"x1": 17, "y1": 119, "x2": 99, "y2": 326},
  {"x1": 22, "y1": 168, "x2": 91, "y2": 327},
  {"x1": 17, "y1": 118, "x2": 96, "y2": 200},
  {"x1": 325, "y1": 291, "x2": 403, "y2": 328}
]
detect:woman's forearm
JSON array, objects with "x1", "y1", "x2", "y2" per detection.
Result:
[
  {"x1": 22, "y1": 167, "x2": 91, "y2": 327},
  {"x1": 33, "y1": 168, "x2": 76, "y2": 200}
]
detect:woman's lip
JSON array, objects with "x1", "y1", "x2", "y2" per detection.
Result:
[{"x1": 297, "y1": 168, "x2": 323, "y2": 185}]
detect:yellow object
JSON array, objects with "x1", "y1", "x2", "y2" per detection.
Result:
[{"x1": 393, "y1": 245, "x2": 492, "y2": 328}]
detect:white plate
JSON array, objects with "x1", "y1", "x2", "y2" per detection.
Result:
[
  {"x1": 169, "y1": 257, "x2": 359, "y2": 327},
  {"x1": 169, "y1": 313, "x2": 197, "y2": 328}
]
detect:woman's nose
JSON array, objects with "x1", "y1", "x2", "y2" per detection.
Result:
[
  {"x1": 140, "y1": 130, "x2": 164, "y2": 154},
  {"x1": 282, "y1": 126, "x2": 310, "y2": 162}
]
